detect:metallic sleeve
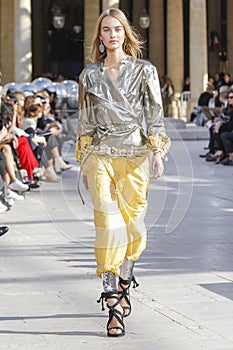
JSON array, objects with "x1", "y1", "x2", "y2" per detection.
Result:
[
  {"x1": 76, "y1": 71, "x2": 96, "y2": 163},
  {"x1": 77, "y1": 71, "x2": 97, "y2": 139},
  {"x1": 143, "y1": 64, "x2": 171, "y2": 154}
]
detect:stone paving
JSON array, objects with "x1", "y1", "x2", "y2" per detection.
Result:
[{"x1": 0, "y1": 138, "x2": 233, "y2": 350}]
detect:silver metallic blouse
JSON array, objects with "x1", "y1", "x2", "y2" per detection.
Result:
[{"x1": 77, "y1": 57, "x2": 170, "y2": 162}]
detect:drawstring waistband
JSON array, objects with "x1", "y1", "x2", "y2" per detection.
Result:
[{"x1": 77, "y1": 126, "x2": 148, "y2": 205}]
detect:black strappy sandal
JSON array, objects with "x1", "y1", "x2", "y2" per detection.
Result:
[
  {"x1": 97, "y1": 292, "x2": 125, "y2": 337},
  {"x1": 118, "y1": 276, "x2": 139, "y2": 317}
]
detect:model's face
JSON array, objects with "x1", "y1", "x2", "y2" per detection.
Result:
[{"x1": 100, "y1": 15, "x2": 125, "y2": 51}]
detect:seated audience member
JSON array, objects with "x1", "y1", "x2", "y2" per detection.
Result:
[
  {"x1": 205, "y1": 88, "x2": 233, "y2": 163},
  {"x1": 21, "y1": 96, "x2": 47, "y2": 160},
  {"x1": 35, "y1": 90, "x2": 72, "y2": 173},
  {"x1": 21, "y1": 95, "x2": 71, "y2": 181},
  {"x1": 199, "y1": 86, "x2": 229, "y2": 157},
  {"x1": 21, "y1": 96, "x2": 58, "y2": 182},
  {"x1": 198, "y1": 83, "x2": 215, "y2": 107},
  {"x1": 191, "y1": 84, "x2": 218, "y2": 126},
  {"x1": 5, "y1": 94, "x2": 40, "y2": 188},
  {"x1": 0, "y1": 103, "x2": 28, "y2": 201},
  {"x1": 12, "y1": 91, "x2": 25, "y2": 124},
  {"x1": 220, "y1": 130, "x2": 233, "y2": 166},
  {"x1": 0, "y1": 120, "x2": 14, "y2": 211}
]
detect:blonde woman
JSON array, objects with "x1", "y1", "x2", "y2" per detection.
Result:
[
  {"x1": 76, "y1": 8, "x2": 170, "y2": 337},
  {"x1": 12, "y1": 91, "x2": 25, "y2": 124}
]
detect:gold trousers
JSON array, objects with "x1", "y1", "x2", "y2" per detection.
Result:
[{"x1": 82, "y1": 154, "x2": 150, "y2": 277}]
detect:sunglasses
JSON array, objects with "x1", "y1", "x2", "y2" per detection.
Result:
[{"x1": 228, "y1": 96, "x2": 233, "y2": 99}]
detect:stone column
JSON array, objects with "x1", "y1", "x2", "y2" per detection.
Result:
[
  {"x1": 14, "y1": 0, "x2": 32, "y2": 82},
  {"x1": 84, "y1": 0, "x2": 100, "y2": 65},
  {"x1": 0, "y1": 0, "x2": 15, "y2": 83},
  {"x1": 190, "y1": 0, "x2": 208, "y2": 104},
  {"x1": 149, "y1": 0, "x2": 164, "y2": 77},
  {"x1": 167, "y1": 0, "x2": 184, "y2": 93},
  {"x1": 227, "y1": 0, "x2": 233, "y2": 75},
  {"x1": 0, "y1": 0, "x2": 31, "y2": 84}
]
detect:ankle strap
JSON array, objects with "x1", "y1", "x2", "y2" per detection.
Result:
[
  {"x1": 119, "y1": 275, "x2": 140, "y2": 289},
  {"x1": 97, "y1": 290, "x2": 118, "y2": 311},
  {"x1": 119, "y1": 277, "x2": 131, "y2": 286}
]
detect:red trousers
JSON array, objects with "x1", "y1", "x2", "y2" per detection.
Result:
[{"x1": 16, "y1": 137, "x2": 39, "y2": 178}]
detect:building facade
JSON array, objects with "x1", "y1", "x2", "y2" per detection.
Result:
[{"x1": 1, "y1": 0, "x2": 233, "y2": 108}]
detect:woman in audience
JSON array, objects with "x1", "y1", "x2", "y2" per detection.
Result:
[
  {"x1": 35, "y1": 90, "x2": 72, "y2": 174},
  {"x1": 5, "y1": 94, "x2": 40, "y2": 187},
  {"x1": 0, "y1": 119, "x2": 14, "y2": 211},
  {"x1": 21, "y1": 96, "x2": 59, "y2": 182},
  {"x1": 220, "y1": 130, "x2": 233, "y2": 165},
  {"x1": 205, "y1": 89, "x2": 233, "y2": 163},
  {"x1": 0, "y1": 102, "x2": 28, "y2": 201},
  {"x1": 21, "y1": 95, "x2": 71, "y2": 181},
  {"x1": 12, "y1": 91, "x2": 25, "y2": 124}
]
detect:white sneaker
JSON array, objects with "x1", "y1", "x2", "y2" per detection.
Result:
[
  {"x1": 8, "y1": 179, "x2": 29, "y2": 192},
  {"x1": 6, "y1": 190, "x2": 24, "y2": 201},
  {"x1": 0, "y1": 201, "x2": 8, "y2": 213}
]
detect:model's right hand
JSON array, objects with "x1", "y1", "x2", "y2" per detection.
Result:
[{"x1": 150, "y1": 152, "x2": 164, "y2": 179}]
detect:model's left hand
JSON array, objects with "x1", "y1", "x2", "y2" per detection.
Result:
[{"x1": 150, "y1": 152, "x2": 164, "y2": 179}]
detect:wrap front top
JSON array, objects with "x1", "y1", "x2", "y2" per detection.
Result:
[{"x1": 76, "y1": 57, "x2": 170, "y2": 162}]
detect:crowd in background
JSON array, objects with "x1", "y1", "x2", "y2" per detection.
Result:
[
  {"x1": 0, "y1": 82, "x2": 77, "y2": 218},
  {"x1": 192, "y1": 72, "x2": 233, "y2": 166},
  {"x1": 1, "y1": 69, "x2": 233, "y2": 233},
  {"x1": 160, "y1": 71, "x2": 233, "y2": 167}
]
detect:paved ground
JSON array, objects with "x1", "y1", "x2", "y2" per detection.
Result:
[{"x1": 1, "y1": 137, "x2": 233, "y2": 350}]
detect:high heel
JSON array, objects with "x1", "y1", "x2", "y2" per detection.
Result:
[
  {"x1": 118, "y1": 277, "x2": 131, "y2": 317},
  {"x1": 118, "y1": 276, "x2": 139, "y2": 317},
  {"x1": 97, "y1": 291, "x2": 125, "y2": 337}
]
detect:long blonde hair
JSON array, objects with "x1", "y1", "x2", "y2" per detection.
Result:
[
  {"x1": 90, "y1": 8, "x2": 143, "y2": 62},
  {"x1": 12, "y1": 91, "x2": 25, "y2": 123}
]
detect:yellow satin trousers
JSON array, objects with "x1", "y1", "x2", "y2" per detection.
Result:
[{"x1": 82, "y1": 154, "x2": 150, "y2": 277}]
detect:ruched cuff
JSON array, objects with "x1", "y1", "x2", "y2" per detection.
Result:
[
  {"x1": 76, "y1": 134, "x2": 93, "y2": 163},
  {"x1": 148, "y1": 132, "x2": 171, "y2": 155}
]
